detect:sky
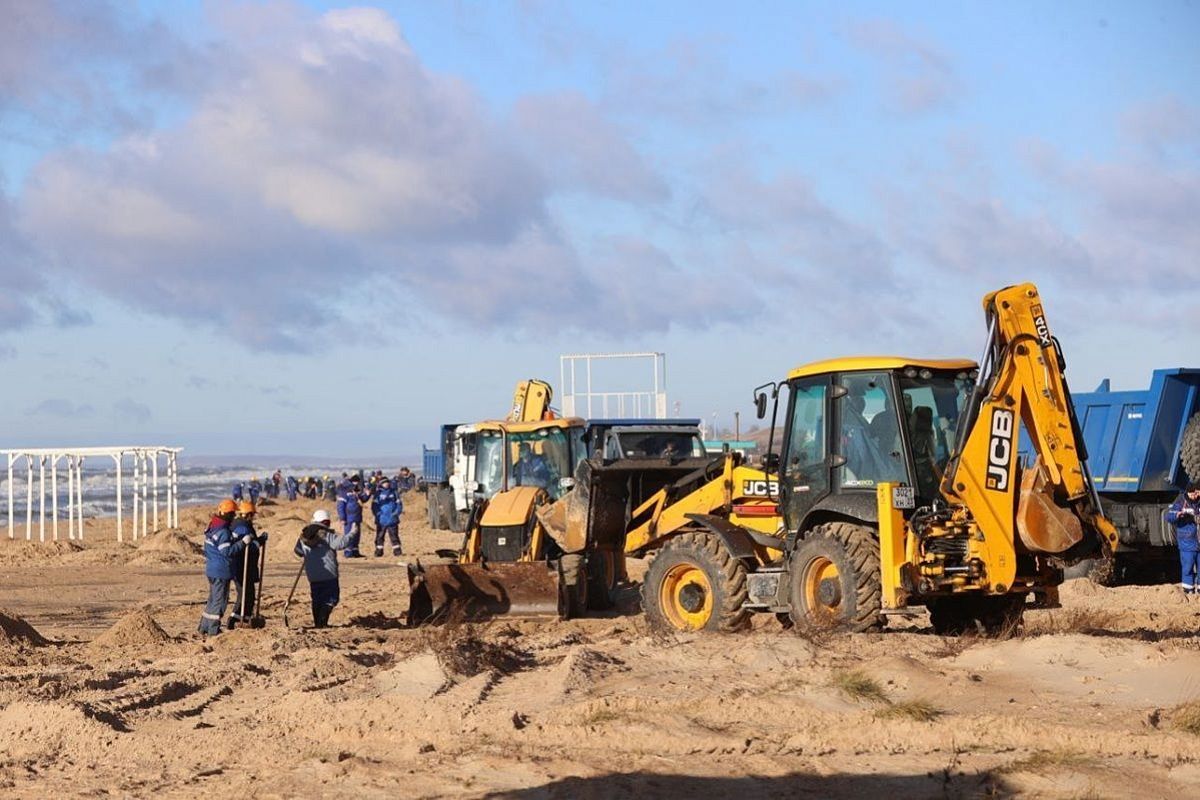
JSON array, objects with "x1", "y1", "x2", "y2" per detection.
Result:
[{"x1": 0, "y1": 0, "x2": 1197, "y2": 458}]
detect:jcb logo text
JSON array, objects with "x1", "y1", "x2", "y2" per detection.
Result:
[
  {"x1": 986, "y1": 409, "x2": 1014, "y2": 491},
  {"x1": 743, "y1": 480, "x2": 778, "y2": 497}
]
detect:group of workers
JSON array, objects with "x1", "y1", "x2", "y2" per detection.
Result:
[
  {"x1": 200, "y1": 467, "x2": 418, "y2": 633},
  {"x1": 334, "y1": 471, "x2": 413, "y2": 559},
  {"x1": 199, "y1": 500, "x2": 268, "y2": 635}
]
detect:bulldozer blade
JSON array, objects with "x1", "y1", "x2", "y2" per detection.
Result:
[{"x1": 407, "y1": 561, "x2": 563, "y2": 625}]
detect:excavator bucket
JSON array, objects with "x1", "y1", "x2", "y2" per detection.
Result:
[{"x1": 406, "y1": 561, "x2": 563, "y2": 625}]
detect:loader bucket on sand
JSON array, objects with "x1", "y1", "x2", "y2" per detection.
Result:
[{"x1": 406, "y1": 561, "x2": 563, "y2": 625}]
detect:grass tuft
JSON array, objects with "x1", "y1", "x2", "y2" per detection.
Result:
[
  {"x1": 1172, "y1": 700, "x2": 1200, "y2": 735},
  {"x1": 829, "y1": 669, "x2": 888, "y2": 704},
  {"x1": 875, "y1": 698, "x2": 944, "y2": 722},
  {"x1": 998, "y1": 749, "x2": 1095, "y2": 775}
]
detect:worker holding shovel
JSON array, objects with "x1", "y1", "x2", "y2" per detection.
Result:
[
  {"x1": 291, "y1": 509, "x2": 349, "y2": 628},
  {"x1": 229, "y1": 501, "x2": 268, "y2": 629},
  {"x1": 198, "y1": 499, "x2": 243, "y2": 636}
]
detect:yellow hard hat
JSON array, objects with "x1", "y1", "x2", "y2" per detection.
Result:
[
  {"x1": 237, "y1": 501, "x2": 256, "y2": 516},
  {"x1": 218, "y1": 499, "x2": 237, "y2": 515}
]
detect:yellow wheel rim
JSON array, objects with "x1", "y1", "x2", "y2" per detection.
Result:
[
  {"x1": 802, "y1": 556, "x2": 842, "y2": 618},
  {"x1": 659, "y1": 563, "x2": 713, "y2": 631}
]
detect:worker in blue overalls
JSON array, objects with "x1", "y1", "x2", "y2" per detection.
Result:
[
  {"x1": 1168, "y1": 481, "x2": 1200, "y2": 593},
  {"x1": 337, "y1": 475, "x2": 367, "y2": 558}
]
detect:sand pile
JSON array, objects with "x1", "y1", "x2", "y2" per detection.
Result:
[
  {"x1": 135, "y1": 529, "x2": 202, "y2": 555},
  {"x1": 0, "y1": 608, "x2": 50, "y2": 647},
  {"x1": 0, "y1": 701, "x2": 121, "y2": 757},
  {"x1": 0, "y1": 539, "x2": 85, "y2": 566},
  {"x1": 89, "y1": 609, "x2": 171, "y2": 650},
  {"x1": 128, "y1": 530, "x2": 202, "y2": 565}
]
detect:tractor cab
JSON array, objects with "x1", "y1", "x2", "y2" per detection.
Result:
[
  {"x1": 768, "y1": 357, "x2": 978, "y2": 533},
  {"x1": 473, "y1": 417, "x2": 588, "y2": 503}
]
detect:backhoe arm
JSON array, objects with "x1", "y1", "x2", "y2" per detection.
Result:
[{"x1": 942, "y1": 283, "x2": 1118, "y2": 560}]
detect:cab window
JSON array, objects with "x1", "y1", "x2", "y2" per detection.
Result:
[
  {"x1": 782, "y1": 379, "x2": 829, "y2": 525},
  {"x1": 836, "y1": 372, "x2": 907, "y2": 488}
]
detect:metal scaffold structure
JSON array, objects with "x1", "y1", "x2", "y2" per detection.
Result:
[
  {"x1": 3, "y1": 446, "x2": 182, "y2": 543},
  {"x1": 559, "y1": 352, "x2": 668, "y2": 418}
]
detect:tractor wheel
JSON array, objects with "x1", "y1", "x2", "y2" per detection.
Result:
[
  {"x1": 1182, "y1": 412, "x2": 1200, "y2": 485},
  {"x1": 560, "y1": 554, "x2": 588, "y2": 619},
  {"x1": 427, "y1": 487, "x2": 444, "y2": 530},
  {"x1": 585, "y1": 549, "x2": 616, "y2": 610},
  {"x1": 976, "y1": 595, "x2": 1025, "y2": 636},
  {"x1": 927, "y1": 599, "x2": 975, "y2": 636},
  {"x1": 642, "y1": 530, "x2": 749, "y2": 632},
  {"x1": 928, "y1": 595, "x2": 1025, "y2": 636},
  {"x1": 788, "y1": 522, "x2": 882, "y2": 632}
]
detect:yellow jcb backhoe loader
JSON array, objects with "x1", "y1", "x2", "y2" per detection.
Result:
[
  {"x1": 406, "y1": 380, "x2": 595, "y2": 623},
  {"x1": 554, "y1": 282, "x2": 1118, "y2": 634}
]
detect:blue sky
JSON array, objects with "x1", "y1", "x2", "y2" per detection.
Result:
[{"x1": 0, "y1": 1, "x2": 1197, "y2": 457}]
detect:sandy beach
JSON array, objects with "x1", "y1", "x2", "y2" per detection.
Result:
[{"x1": 0, "y1": 493, "x2": 1194, "y2": 798}]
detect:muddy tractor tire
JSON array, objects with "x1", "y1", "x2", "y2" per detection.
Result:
[
  {"x1": 788, "y1": 521, "x2": 882, "y2": 632},
  {"x1": 560, "y1": 554, "x2": 588, "y2": 619},
  {"x1": 1183, "y1": 412, "x2": 1200, "y2": 485},
  {"x1": 642, "y1": 530, "x2": 749, "y2": 633}
]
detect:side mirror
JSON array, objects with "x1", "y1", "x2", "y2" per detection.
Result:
[
  {"x1": 467, "y1": 480, "x2": 480, "y2": 492},
  {"x1": 762, "y1": 453, "x2": 780, "y2": 472},
  {"x1": 559, "y1": 477, "x2": 575, "y2": 490},
  {"x1": 755, "y1": 392, "x2": 768, "y2": 419}
]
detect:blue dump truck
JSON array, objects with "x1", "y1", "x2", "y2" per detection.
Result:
[{"x1": 1068, "y1": 368, "x2": 1200, "y2": 583}]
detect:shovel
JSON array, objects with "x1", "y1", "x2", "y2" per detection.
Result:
[
  {"x1": 249, "y1": 535, "x2": 268, "y2": 628},
  {"x1": 228, "y1": 539, "x2": 253, "y2": 630},
  {"x1": 283, "y1": 560, "x2": 305, "y2": 629}
]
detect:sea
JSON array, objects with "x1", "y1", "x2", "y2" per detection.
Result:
[{"x1": 0, "y1": 457, "x2": 420, "y2": 525}]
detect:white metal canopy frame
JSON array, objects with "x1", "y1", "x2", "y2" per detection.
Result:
[
  {"x1": 3, "y1": 446, "x2": 182, "y2": 543},
  {"x1": 559, "y1": 352, "x2": 668, "y2": 419}
]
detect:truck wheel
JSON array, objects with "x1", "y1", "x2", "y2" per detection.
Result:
[
  {"x1": 427, "y1": 487, "x2": 444, "y2": 529},
  {"x1": 642, "y1": 530, "x2": 749, "y2": 632},
  {"x1": 438, "y1": 489, "x2": 457, "y2": 532},
  {"x1": 788, "y1": 522, "x2": 882, "y2": 632},
  {"x1": 1183, "y1": 412, "x2": 1200, "y2": 484},
  {"x1": 560, "y1": 554, "x2": 588, "y2": 618},
  {"x1": 585, "y1": 549, "x2": 616, "y2": 610}
]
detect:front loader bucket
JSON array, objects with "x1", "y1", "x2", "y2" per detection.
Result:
[{"x1": 407, "y1": 561, "x2": 563, "y2": 625}]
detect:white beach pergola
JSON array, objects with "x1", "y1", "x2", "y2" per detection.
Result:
[
  {"x1": 3, "y1": 446, "x2": 182, "y2": 543},
  {"x1": 559, "y1": 352, "x2": 668, "y2": 418}
]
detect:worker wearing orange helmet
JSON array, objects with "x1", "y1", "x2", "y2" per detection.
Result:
[
  {"x1": 198, "y1": 499, "x2": 245, "y2": 635},
  {"x1": 229, "y1": 501, "x2": 268, "y2": 629}
]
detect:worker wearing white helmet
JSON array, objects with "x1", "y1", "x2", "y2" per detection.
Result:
[{"x1": 293, "y1": 508, "x2": 349, "y2": 628}]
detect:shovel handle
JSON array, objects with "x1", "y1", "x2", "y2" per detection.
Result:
[{"x1": 283, "y1": 560, "x2": 305, "y2": 629}]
